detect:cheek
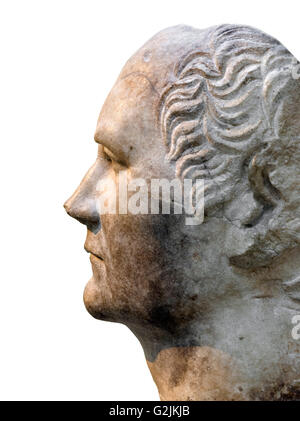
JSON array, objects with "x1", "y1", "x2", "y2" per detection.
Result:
[
  {"x1": 88, "y1": 212, "x2": 199, "y2": 326},
  {"x1": 103, "y1": 213, "x2": 165, "y2": 279},
  {"x1": 85, "y1": 214, "x2": 169, "y2": 322},
  {"x1": 105, "y1": 214, "x2": 186, "y2": 306},
  {"x1": 100, "y1": 213, "x2": 176, "y2": 306}
]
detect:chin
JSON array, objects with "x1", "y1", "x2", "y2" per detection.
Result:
[
  {"x1": 83, "y1": 276, "x2": 153, "y2": 327},
  {"x1": 83, "y1": 277, "x2": 111, "y2": 321},
  {"x1": 83, "y1": 276, "x2": 129, "y2": 323}
]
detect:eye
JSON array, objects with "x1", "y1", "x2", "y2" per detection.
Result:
[
  {"x1": 98, "y1": 145, "x2": 126, "y2": 168},
  {"x1": 102, "y1": 147, "x2": 115, "y2": 163},
  {"x1": 103, "y1": 150, "x2": 112, "y2": 163}
]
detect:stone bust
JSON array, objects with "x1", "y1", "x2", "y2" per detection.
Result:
[{"x1": 64, "y1": 24, "x2": 300, "y2": 400}]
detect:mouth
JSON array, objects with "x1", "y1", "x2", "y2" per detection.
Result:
[
  {"x1": 90, "y1": 252, "x2": 104, "y2": 262},
  {"x1": 84, "y1": 246, "x2": 104, "y2": 261}
]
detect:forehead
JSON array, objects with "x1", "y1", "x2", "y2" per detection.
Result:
[
  {"x1": 94, "y1": 26, "x2": 209, "y2": 158},
  {"x1": 94, "y1": 74, "x2": 160, "y2": 158}
]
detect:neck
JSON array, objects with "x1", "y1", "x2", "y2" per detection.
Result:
[
  {"x1": 143, "y1": 292, "x2": 300, "y2": 400},
  {"x1": 146, "y1": 346, "x2": 246, "y2": 400},
  {"x1": 129, "y1": 247, "x2": 300, "y2": 400}
]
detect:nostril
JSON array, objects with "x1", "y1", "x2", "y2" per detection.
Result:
[{"x1": 77, "y1": 215, "x2": 101, "y2": 234}]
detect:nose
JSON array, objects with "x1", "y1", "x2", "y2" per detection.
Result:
[
  {"x1": 64, "y1": 194, "x2": 99, "y2": 227},
  {"x1": 64, "y1": 163, "x2": 101, "y2": 232}
]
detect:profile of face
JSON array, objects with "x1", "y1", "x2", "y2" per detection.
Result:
[
  {"x1": 65, "y1": 73, "x2": 190, "y2": 333},
  {"x1": 65, "y1": 24, "x2": 300, "y2": 386}
]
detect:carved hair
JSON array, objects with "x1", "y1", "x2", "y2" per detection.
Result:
[{"x1": 159, "y1": 25, "x2": 300, "y2": 268}]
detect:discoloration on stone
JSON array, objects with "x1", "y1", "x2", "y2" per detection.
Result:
[{"x1": 147, "y1": 347, "x2": 246, "y2": 401}]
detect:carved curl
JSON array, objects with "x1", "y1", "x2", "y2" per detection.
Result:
[
  {"x1": 159, "y1": 24, "x2": 300, "y2": 268},
  {"x1": 159, "y1": 25, "x2": 296, "y2": 206}
]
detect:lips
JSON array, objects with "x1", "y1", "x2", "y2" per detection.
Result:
[
  {"x1": 90, "y1": 252, "x2": 104, "y2": 261},
  {"x1": 84, "y1": 245, "x2": 104, "y2": 261}
]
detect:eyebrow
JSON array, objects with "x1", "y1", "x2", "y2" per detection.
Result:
[
  {"x1": 94, "y1": 132, "x2": 105, "y2": 144},
  {"x1": 93, "y1": 133, "x2": 114, "y2": 152}
]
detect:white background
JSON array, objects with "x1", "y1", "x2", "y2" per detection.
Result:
[{"x1": 0, "y1": 0, "x2": 299, "y2": 401}]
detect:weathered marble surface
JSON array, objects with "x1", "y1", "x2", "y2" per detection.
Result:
[{"x1": 65, "y1": 24, "x2": 300, "y2": 400}]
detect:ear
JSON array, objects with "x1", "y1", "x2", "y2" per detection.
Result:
[
  {"x1": 226, "y1": 136, "x2": 300, "y2": 269},
  {"x1": 223, "y1": 145, "x2": 280, "y2": 230},
  {"x1": 225, "y1": 71, "x2": 300, "y2": 269}
]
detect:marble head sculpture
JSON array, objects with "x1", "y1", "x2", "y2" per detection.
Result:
[{"x1": 64, "y1": 24, "x2": 300, "y2": 400}]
